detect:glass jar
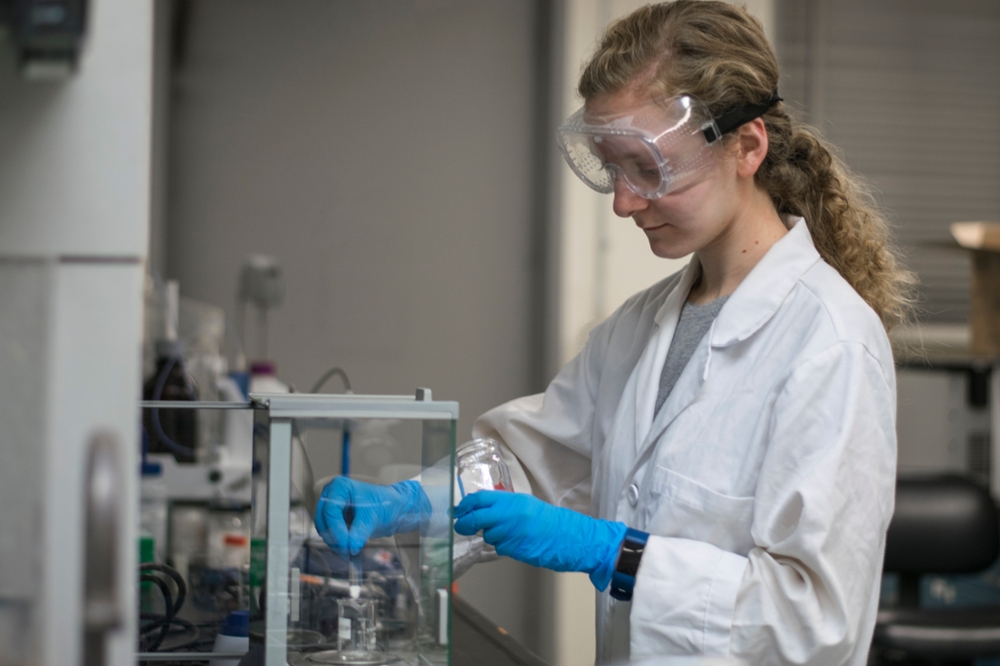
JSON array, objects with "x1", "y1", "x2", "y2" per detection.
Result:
[
  {"x1": 455, "y1": 438, "x2": 513, "y2": 558},
  {"x1": 455, "y1": 438, "x2": 513, "y2": 498}
]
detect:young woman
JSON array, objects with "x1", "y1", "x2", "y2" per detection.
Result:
[{"x1": 318, "y1": 2, "x2": 914, "y2": 663}]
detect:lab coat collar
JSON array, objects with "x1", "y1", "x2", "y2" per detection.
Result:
[
  {"x1": 635, "y1": 217, "x2": 819, "y2": 454},
  {"x1": 651, "y1": 217, "x2": 819, "y2": 337},
  {"x1": 708, "y1": 217, "x2": 820, "y2": 348}
]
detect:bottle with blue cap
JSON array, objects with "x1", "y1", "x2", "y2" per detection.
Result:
[{"x1": 210, "y1": 609, "x2": 249, "y2": 666}]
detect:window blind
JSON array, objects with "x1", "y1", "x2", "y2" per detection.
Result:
[{"x1": 776, "y1": 0, "x2": 1000, "y2": 323}]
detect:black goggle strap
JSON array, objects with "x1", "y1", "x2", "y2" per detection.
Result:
[{"x1": 702, "y1": 93, "x2": 782, "y2": 143}]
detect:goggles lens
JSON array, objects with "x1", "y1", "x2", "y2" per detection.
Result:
[{"x1": 556, "y1": 95, "x2": 720, "y2": 199}]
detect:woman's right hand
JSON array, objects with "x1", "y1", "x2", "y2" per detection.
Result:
[{"x1": 314, "y1": 477, "x2": 430, "y2": 557}]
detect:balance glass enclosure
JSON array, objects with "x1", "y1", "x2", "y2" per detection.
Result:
[{"x1": 251, "y1": 391, "x2": 458, "y2": 666}]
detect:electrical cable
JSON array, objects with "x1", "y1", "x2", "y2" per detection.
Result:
[
  {"x1": 308, "y1": 365, "x2": 353, "y2": 476},
  {"x1": 292, "y1": 424, "x2": 315, "y2": 506},
  {"x1": 137, "y1": 563, "x2": 189, "y2": 652},
  {"x1": 139, "y1": 563, "x2": 187, "y2": 617},
  {"x1": 309, "y1": 367, "x2": 352, "y2": 393},
  {"x1": 341, "y1": 424, "x2": 351, "y2": 477},
  {"x1": 139, "y1": 574, "x2": 174, "y2": 651},
  {"x1": 139, "y1": 615, "x2": 203, "y2": 652}
]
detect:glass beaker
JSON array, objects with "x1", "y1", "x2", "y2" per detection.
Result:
[
  {"x1": 337, "y1": 587, "x2": 377, "y2": 657},
  {"x1": 455, "y1": 438, "x2": 513, "y2": 497}
]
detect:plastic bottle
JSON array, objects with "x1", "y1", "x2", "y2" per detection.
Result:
[
  {"x1": 209, "y1": 610, "x2": 249, "y2": 666},
  {"x1": 206, "y1": 506, "x2": 251, "y2": 570},
  {"x1": 248, "y1": 360, "x2": 289, "y2": 394},
  {"x1": 217, "y1": 374, "x2": 253, "y2": 466},
  {"x1": 139, "y1": 471, "x2": 168, "y2": 563}
]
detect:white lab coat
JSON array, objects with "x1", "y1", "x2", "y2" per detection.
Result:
[{"x1": 472, "y1": 217, "x2": 897, "y2": 665}]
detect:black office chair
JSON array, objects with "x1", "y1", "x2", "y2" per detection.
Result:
[{"x1": 873, "y1": 474, "x2": 1000, "y2": 664}]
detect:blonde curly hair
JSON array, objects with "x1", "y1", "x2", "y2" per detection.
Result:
[{"x1": 578, "y1": 0, "x2": 916, "y2": 329}]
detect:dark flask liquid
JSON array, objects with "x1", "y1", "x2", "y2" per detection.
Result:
[{"x1": 143, "y1": 352, "x2": 199, "y2": 463}]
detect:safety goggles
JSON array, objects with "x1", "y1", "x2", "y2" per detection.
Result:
[{"x1": 556, "y1": 93, "x2": 780, "y2": 199}]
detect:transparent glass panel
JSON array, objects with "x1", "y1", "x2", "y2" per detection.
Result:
[
  {"x1": 137, "y1": 403, "x2": 254, "y2": 658},
  {"x1": 250, "y1": 395, "x2": 456, "y2": 666}
]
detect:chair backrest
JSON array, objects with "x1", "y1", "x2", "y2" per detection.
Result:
[{"x1": 884, "y1": 474, "x2": 1000, "y2": 574}]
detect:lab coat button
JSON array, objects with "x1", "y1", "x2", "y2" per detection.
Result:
[{"x1": 627, "y1": 483, "x2": 639, "y2": 507}]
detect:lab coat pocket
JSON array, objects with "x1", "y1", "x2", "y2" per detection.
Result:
[{"x1": 646, "y1": 466, "x2": 755, "y2": 556}]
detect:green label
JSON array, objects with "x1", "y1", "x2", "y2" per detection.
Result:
[
  {"x1": 249, "y1": 537, "x2": 266, "y2": 614},
  {"x1": 138, "y1": 535, "x2": 155, "y2": 564},
  {"x1": 138, "y1": 536, "x2": 155, "y2": 591},
  {"x1": 249, "y1": 537, "x2": 266, "y2": 586}
]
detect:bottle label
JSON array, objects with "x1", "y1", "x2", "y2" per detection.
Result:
[
  {"x1": 339, "y1": 617, "x2": 352, "y2": 641},
  {"x1": 249, "y1": 537, "x2": 266, "y2": 614},
  {"x1": 249, "y1": 538, "x2": 266, "y2": 586}
]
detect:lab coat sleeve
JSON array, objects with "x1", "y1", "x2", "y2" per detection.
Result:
[
  {"x1": 472, "y1": 315, "x2": 618, "y2": 514},
  {"x1": 630, "y1": 342, "x2": 896, "y2": 664}
]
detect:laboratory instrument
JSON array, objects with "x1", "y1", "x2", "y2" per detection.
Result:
[{"x1": 251, "y1": 390, "x2": 457, "y2": 666}]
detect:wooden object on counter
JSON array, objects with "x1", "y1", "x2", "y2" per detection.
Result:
[{"x1": 951, "y1": 222, "x2": 1000, "y2": 356}]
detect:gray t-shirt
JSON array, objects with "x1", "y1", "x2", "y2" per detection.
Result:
[{"x1": 653, "y1": 295, "x2": 730, "y2": 417}]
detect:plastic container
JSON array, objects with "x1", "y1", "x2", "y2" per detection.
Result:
[
  {"x1": 209, "y1": 610, "x2": 249, "y2": 666},
  {"x1": 139, "y1": 473, "x2": 168, "y2": 563},
  {"x1": 249, "y1": 361, "x2": 289, "y2": 394},
  {"x1": 217, "y1": 374, "x2": 253, "y2": 466},
  {"x1": 206, "y1": 506, "x2": 251, "y2": 570}
]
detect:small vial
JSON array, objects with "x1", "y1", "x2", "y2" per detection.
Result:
[{"x1": 337, "y1": 585, "x2": 377, "y2": 657}]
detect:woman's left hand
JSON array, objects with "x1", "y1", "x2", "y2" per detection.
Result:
[{"x1": 454, "y1": 490, "x2": 627, "y2": 589}]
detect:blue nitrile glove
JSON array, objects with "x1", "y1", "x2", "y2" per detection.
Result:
[
  {"x1": 454, "y1": 491, "x2": 628, "y2": 591},
  {"x1": 315, "y1": 477, "x2": 431, "y2": 557}
]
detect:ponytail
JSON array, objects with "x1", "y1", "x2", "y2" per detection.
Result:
[{"x1": 757, "y1": 109, "x2": 917, "y2": 328}]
